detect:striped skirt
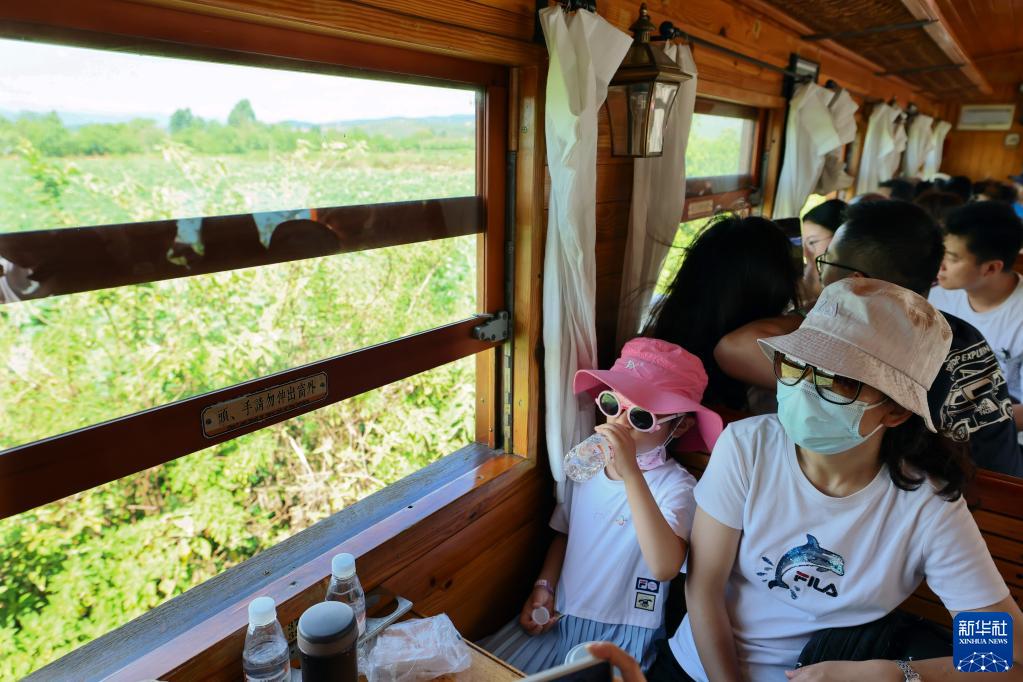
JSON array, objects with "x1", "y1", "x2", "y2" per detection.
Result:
[{"x1": 479, "y1": 615, "x2": 663, "y2": 674}]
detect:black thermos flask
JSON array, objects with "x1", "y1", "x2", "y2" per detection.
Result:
[{"x1": 297, "y1": 601, "x2": 359, "y2": 682}]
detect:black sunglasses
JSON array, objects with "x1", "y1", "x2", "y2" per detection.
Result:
[{"x1": 815, "y1": 254, "x2": 870, "y2": 279}]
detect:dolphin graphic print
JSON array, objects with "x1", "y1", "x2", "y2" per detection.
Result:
[{"x1": 758, "y1": 534, "x2": 845, "y2": 600}]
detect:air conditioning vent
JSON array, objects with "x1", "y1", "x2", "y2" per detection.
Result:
[{"x1": 957, "y1": 104, "x2": 1017, "y2": 131}]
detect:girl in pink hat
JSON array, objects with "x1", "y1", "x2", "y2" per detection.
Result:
[{"x1": 482, "y1": 338, "x2": 723, "y2": 673}]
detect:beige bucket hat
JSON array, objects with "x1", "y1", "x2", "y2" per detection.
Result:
[{"x1": 757, "y1": 278, "x2": 952, "y2": 432}]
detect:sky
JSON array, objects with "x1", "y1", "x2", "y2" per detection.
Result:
[{"x1": 0, "y1": 38, "x2": 476, "y2": 124}]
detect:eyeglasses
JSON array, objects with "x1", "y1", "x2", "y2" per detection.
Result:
[
  {"x1": 815, "y1": 254, "x2": 870, "y2": 279},
  {"x1": 773, "y1": 352, "x2": 864, "y2": 405},
  {"x1": 596, "y1": 390, "x2": 681, "y2": 432}
]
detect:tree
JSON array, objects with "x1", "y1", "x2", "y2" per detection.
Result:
[
  {"x1": 169, "y1": 108, "x2": 195, "y2": 134},
  {"x1": 227, "y1": 99, "x2": 257, "y2": 127}
]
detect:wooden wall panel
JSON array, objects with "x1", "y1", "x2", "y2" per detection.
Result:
[{"x1": 941, "y1": 80, "x2": 1023, "y2": 182}]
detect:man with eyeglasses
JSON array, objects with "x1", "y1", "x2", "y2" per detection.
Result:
[{"x1": 715, "y1": 199, "x2": 1023, "y2": 477}]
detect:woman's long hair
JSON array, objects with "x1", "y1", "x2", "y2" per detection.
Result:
[
  {"x1": 880, "y1": 415, "x2": 974, "y2": 500},
  {"x1": 644, "y1": 214, "x2": 799, "y2": 409}
]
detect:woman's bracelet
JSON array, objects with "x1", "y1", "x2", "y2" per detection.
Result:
[
  {"x1": 893, "y1": 660, "x2": 920, "y2": 681},
  {"x1": 534, "y1": 579, "x2": 556, "y2": 597}
]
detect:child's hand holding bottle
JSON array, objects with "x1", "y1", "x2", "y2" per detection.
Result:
[
  {"x1": 595, "y1": 423, "x2": 640, "y2": 482},
  {"x1": 518, "y1": 581, "x2": 557, "y2": 636}
]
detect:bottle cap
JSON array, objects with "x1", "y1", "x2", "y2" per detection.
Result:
[
  {"x1": 248, "y1": 596, "x2": 276, "y2": 627},
  {"x1": 531, "y1": 606, "x2": 550, "y2": 625},
  {"x1": 331, "y1": 552, "x2": 356, "y2": 578},
  {"x1": 298, "y1": 601, "x2": 358, "y2": 655}
]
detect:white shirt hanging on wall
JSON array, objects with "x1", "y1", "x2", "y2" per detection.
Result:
[
  {"x1": 856, "y1": 103, "x2": 896, "y2": 194},
  {"x1": 539, "y1": 6, "x2": 632, "y2": 500},
  {"x1": 903, "y1": 114, "x2": 934, "y2": 179},
  {"x1": 773, "y1": 82, "x2": 841, "y2": 218},
  {"x1": 923, "y1": 120, "x2": 952, "y2": 180},
  {"x1": 814, "y1": 88, "x2": 858, "y2": 195}
]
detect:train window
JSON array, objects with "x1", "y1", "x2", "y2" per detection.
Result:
[
  {"x1": 651, "y1": 100, "x2": 761, "y2": 293},
  {"x1": 0, "y1": 39, "x2": 476, "y2": 231},
  {"x1": 0, "y1": 36, "x2": 503, "y2": 677}
]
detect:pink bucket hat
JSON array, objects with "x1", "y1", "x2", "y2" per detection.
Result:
[
  {"x1": 574, "y1": 338, "x2": 724, "y2": 452},
  {"x1": 757, "y1": 278, "x2": 952, "y2": 432}
]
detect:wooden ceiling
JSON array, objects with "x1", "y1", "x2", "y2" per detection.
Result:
[{"x1": 756, "y1": 0, "x2": 1023, "y2": 98}]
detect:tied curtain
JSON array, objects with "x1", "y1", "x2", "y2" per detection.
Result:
[
  {"x1": 615, "y1": 43, "x2": 698, "y2": 349},
  {"x1": 814, "y1": 88, "x2": 859, "y2": 195},
  {"x1": 903, "y1": 114, "x2": 935, "y2": 179},
  {"x1": 923, "y1": 120, "x2": 952, "y2": 180},
  {"x1": 539, "y1": 6, "x2": 631, "y2": 499},
  {"x1": 857, "y1": 103, "x2": 899, "y2": 194},
  {"x1": 773, "y1": 82, "x2": 842, "y2": 218}
]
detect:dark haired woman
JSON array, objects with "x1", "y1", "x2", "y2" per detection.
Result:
[
  {"x1": 799, "y1": 199, "x2": 847, "y2": 301},
  {"x1": 646, "y1": 278, "x2": 1022, "y2": 682},
  {"x1": 644, "y1": 215, "x2": 799, "y2": 413}
]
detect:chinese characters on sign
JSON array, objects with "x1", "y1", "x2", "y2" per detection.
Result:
[
  {"x1": 201, "y1": 372, "x2": 328, "y2": 438},
  {"x1": 953, "y1": 611, "x2": 1013, "y2": 673}
]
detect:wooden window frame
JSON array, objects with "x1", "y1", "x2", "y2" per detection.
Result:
[
  {"x1": 0, "y1": 11, "x2": 559, "y2": 682},
  {"x1": 683, "y1": 98, "x2": 766, "y2": 221},
  {"x1": 0, "y1": 3, "x2": 514, "y2": 523}
]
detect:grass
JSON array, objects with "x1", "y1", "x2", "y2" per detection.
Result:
[{"x1": 0, "y1": 145, "x2": 479, "y2": 678}]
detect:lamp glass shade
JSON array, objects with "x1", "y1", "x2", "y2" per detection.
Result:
[{"x1": 606, "y1": 79, "x2": 680, "y2": 157}]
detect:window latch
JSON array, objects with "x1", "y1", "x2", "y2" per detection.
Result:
[{"x1": 472, "y1": 311, "x2": 510, "y2": 343}]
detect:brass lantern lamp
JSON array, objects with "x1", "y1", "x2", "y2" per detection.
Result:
[{"x1": 605, "y1": 4, "x2": 693, "y2": 157}]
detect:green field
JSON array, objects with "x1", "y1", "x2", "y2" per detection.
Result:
[{"x1": 0, "y1": 136, "x2": 478, "y2": 678}]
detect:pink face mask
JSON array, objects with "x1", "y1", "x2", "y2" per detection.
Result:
[{"x1": 635, "y1": 445, "x2": 669, "y2": 471}]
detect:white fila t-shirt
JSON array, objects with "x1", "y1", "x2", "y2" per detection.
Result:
[
  {"x1": 930, "y1": 275, "x2": 1023, "y2": 403},
  {"x1": 669, "y1": 415, "x2": 1008, "y2": 682},
  {"x1": 550, "y1": 460, "x2": 696, "y2": 630}
]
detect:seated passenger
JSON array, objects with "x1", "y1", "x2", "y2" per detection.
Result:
[
  {"x1": 913, "y1": 189, "x2": 963, "y2": 228},
  {"x1": 715, "y1": 200, "x2": 1023, "y2": 476},
  {"x1": 799, "y1": 199, "x2": 846, "y2": 301},
  {"x1": 1011, "y1": 168, "x2": 1023, "y2": 220},
  {"x1": 938, "y1": 174, "x2": 972, "y2": 203},
  {"x1": 644, "y1": 216, "x2": 799, "y2": 413},
  {"x1": 647, "y1": 279, "x2": 1022, "y2": 682},
  {"x1": 482, "y1": 339, "x2": 723, "y2": 673},
  {"x1": 878, "y1": 178, "x2": 915, "y2": 202},
  {"x1": 930, "y1": 201, "x2": 1023, "y2": 432}
]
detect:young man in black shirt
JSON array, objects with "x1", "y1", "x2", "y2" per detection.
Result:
[{"x1": 715, "y1": 200, "x2": 1023, "y2": 477}]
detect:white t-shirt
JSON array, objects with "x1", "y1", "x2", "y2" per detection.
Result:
[
  {"x1": 550, "y1": 460, "x2": 697, "y2": 629},
  {"x1": 930, "y1": 275, "x2": 1023, "y2": 402},
  {"x1": 669, "y1": 415, "x2": 1008, "y2": 682}
]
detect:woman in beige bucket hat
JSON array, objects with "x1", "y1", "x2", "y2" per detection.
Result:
[{"x1": 647, "y1": 279, "x2": 1023, "y2": 682}]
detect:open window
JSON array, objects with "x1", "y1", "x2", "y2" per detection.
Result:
[
  {"x1": 0, "y1": 32, "x2": 509, "y2": 678},
  {"x1": 681, "y1": 98, "x2": 762, "y2": 222}
]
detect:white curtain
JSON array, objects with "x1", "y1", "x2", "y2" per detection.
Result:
[
  {"x1": 540, "y1": 6, "x2": 631, "y2": 499},
  {"x1": 923, "y1": 120, "x2": 952, "y2": 180},
  {"x1": 856, "y1": 103, "x2": 896, "y2": 194},
  {"x1": 773, "y1": 82, "x2": 841, "y2": 218},
  {"x1": 814, "y1": 88, "x2": 859, "y2": 195},
  {"x1": 884, "y1": 112, "x2": 907, "y2": 181},
  {"x1": 615, "y1": 43, "x2": 697, "y2": 349},
  {"x1": 903, "y1": 114, "x2": 934, "y2": 179}
]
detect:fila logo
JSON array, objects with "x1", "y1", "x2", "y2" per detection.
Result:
[{"x1": 793, "y1": 571, "x2": 839, "y2": 597}]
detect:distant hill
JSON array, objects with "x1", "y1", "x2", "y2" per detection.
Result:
[
  {"x1": 0, "y1": 109, "x2": 474, "y2": 138},
  {"x1": 0, "y1": 109, "x2": 170, "y2": 128},
  {"x1": 286, "y1": 114, "x2": 475, "y2": 139}
]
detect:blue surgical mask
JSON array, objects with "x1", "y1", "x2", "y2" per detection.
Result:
[{"x1": 776, "y1": 380, "x2": 888, "y2": 455}]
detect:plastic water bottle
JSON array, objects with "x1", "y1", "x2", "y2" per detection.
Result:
[
  {"x1": 325, "y1": 553, "x2": 367, "y2": 637},
  {"x1": 242, "y1": 596, "x2": 291, "y2": 682},
  {"x1": 563, "y1": 433, "x2": 614, "y2": 482}
]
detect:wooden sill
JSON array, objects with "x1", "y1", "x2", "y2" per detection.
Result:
[{"x1": 30, "y1": 444, "x2": 535, "y2": 681}]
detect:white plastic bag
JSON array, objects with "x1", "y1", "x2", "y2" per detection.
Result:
[{"x1": 365, "y1": 614, "x2": 472, "y2": 682}]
